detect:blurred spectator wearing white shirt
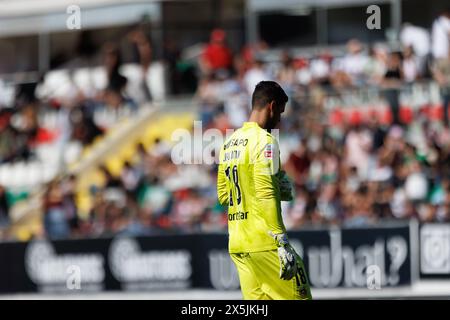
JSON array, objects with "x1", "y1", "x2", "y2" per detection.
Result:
[
  {"x1": 364, "y1": 46, "x2": 387, "y2": 85},
  {"x1": 223, "y1": 81, "x2": 248, "y2": 128},
  {"x1": 431, "y1": 9, "x2": 450, "y2": 60},
  {"x1": 294, "y1": 58, "x2": 312, "y2": 86},
  {"x1": 243, "y1": 59, "x2": 270, "y2": 95},
  {"x1": 337, "y1": 39, "x2": 369, "y2": 86},
  {"x1": 402, "y1": 46, "x2": 420, "y2": 83},
  {"x1": 310, "y1": 52, "x2": 333, "y2": 86},
  {"x1": 345, "y1": 124, "x2": 373, "y2": 179},
  {"x1": 400, "y1": 23, "x2": 430, "y2": 74},
  {"x1": 401, "y1": 23, "x2": 431, "y2": 58}
]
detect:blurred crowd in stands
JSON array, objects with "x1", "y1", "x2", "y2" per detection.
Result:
[{"x1": 1, "y1": 9, "x2": 450, "y2": 240}]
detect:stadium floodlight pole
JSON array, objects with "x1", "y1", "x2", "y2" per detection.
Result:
[
  {"x1": 316, "y1": 6, "x2": 328, "y2": 45},
  {"x1": 390, "y1": 0, "x2": 402, "y2": 44},
  {"x1": 38, "y1": 32, "x2": 50, "y2": 73},
  {"x1": 245, "y1": 0, "x2": 259, "y2": 44}
]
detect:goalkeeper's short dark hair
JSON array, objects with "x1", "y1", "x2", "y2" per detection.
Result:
[{"x1": 251, "y1": 81, "x2": 288, "y2": 110}]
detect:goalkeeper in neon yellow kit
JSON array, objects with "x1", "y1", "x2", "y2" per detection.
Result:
[{"x1": 217, "y1": 81, "x2": 312, "y2": 300}]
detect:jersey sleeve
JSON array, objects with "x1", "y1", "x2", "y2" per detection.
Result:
[
  {"x1": 253, "y1": 134, "x2": 286, "y2": 235},
  {"x1": 217, "y1": 160, "x2": 229, "y2": 206}
]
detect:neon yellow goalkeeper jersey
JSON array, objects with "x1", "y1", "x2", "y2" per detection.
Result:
[{"x1": 217, "y1": 122, "x2": 286, "y2": 253}]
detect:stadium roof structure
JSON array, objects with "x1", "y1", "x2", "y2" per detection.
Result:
[
  {"x1": 247, "y1": 0, "x2": 392, "y2": 12},
  {"x1": 0, "y1": 0, "x2": 164, "y2": 37},
  {"x1": 245, "y1": 0, "x2": 401, "y2": 45}
]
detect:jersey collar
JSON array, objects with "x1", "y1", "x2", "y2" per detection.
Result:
[{"x1": 243, "y1": 122, "x2": 260, "y2": 128}]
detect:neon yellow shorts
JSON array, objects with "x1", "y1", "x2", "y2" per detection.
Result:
[{"x1": 230, "y1": 249, "x2": 312, "y2": 300}]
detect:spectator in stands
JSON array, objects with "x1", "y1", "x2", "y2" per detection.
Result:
[
  {"x1": 102, "y1": 200, "x2": 128, "y2": 236},
  {"x1": 343, "y1": 184, "x2": 376, "y2": 227},
  {"x1": 223, "y1": 82, "x2": 248, "y2": 129},
  {"x1": 431, "y1": 8, "x2": 450, "y2": 60},
  {"x1": 373, "y1": 182, "x2": 395, "y2": 219},
  {"x1": 243, "y1": 58, "x2": 270, "y2": 95},
  {"x1": 120, "y1": 161, "x2": 142, "y2": 195},
  {"x1": 417, "y1": 203, "x2": 437, "y2": 222},
  {"x1": 0, "y1": 109, "x2": 16, "y2": 163},
  {"x1": 368, "y1": 113, "x2": 388, "y2": 152},
  {"x1": 200, "y1": 200, "x2": 228, "y2": 232},
  {"x1": 309, "y1": 51, "x2": 333, "y2": 87},
  {"x1": 127, "y1": 25, "x2": 153, "y2": 72},
  {"x1": 69, "y1": 106, "x2": 103, "y2": 146},
  {"x1": 116, "y1": 190, "x2": 143, "y2": 236},
  {"x1": 163, "y1": 38, "x2": 183, "y2": 95},
  {"x1": 390, "y1": 187, "x2": 412, "y2": 220},
  {"x1": 85, "y1": 167, "x2": 130, "y2": 236},
  {"x1": 196, "y1": 72, "x2": 223, "y2": 127},
  {"x1": 284, "y1": 140, "x2": 311, "y2": 188},
  {"x1": 277, "y1": 51, "x2": 296, "y2": 93},
  {"x1": 378, "y1": 126, "x2": 405, "y2": 174},
  {"x1": 126, "y1": 25, "x2": 154, "y2": 103},
  {"x1": 99, "y1": 165, "x2": 123, "y2": 189},
  {"x1": 123, "y1": 206, "x2": 164, "y2": 236},
  {"x1": 133, "y1": 142, "x2": 155, "y2": 178},
  {"x1": 335, "y1": 39, "x2": 369, "y2": 87},
  {"x1": 402, "y1": 46, "x2": 420, "y2": 83},
  {"x1": 103, "y1": 83, "x2": 138, "y2": 111},
  {"x1": 364, "y1": 46, "x2": 388, "y2": 86},
  {"x1": 404, "y1": 160, "x2": 429, "y2": 204},
  {"x1": 200, "y1": 29, "x2": 233, "y2": 76},
  {"x1": 103, "y1": 43, "x2": 127, "y2": 91},
  {"x1": 60, "y1": 175, "x2": 79, "y2": 236},
  {"x1": 287, "y1": 186, "x2": 310, "y2": 229},
  {"x1": 293, "y1": 57, "x2": 312, "y2": 87},
  {"x1": 431, "y1": 50, "x2": 450, "y2": 126},
  {"x1": 382, "y1": 51, "x2": 404, "y2": 125},
  {"x1": 316, "y1": 182, "x2": 343, "y2": 225},
  {"x1": 101, "y1": 42, "x2": 139, "y2": 110},
  {"x1": 384, "y1": 51, "x2": 403, "y2": 82},
  {"x1": 400, "y1": 22, "x2": 430, "y2": 74},
  {"x1": 0, "y1": 106, "x2": 37, "y2": 162},
  {"x1": 149, "y1": 140, "x2": 168, "y2": 166},
  {"x1": 171, "y1": 188, "x2": 208, "y2": 233},
  {"x1": 438, "y1": 184, "x2": 450, "y2": 222},
  {"x1": 87, "y1": 187, "x2": 108, "y2": 236},
  {"x1": 344, "y1": 123, "x2": 373, "y2": 179},
  {"x1": 239, "y1": 40, "x2": 269, "y2": 75},
  {"x1": 43, "y1": 180, "x2": 71, "y2": 239},
  {"x1": 137, "y1": 175, "x2": 171, "y2": 229}
]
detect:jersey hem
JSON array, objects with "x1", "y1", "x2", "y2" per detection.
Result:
[{"x1": 228, "y1": 245, "x2": 278, "y2": 254}]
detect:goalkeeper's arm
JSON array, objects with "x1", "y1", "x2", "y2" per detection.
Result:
[
  {"x1": 254, "y1": 138, "x2": 298, "y2": 280},
  {"x1": 254, "y1": 140, "x2": 286, "y2": 236},
  {"x1": 217, "y1": 163, "x2": 229, "y2": 206}
]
